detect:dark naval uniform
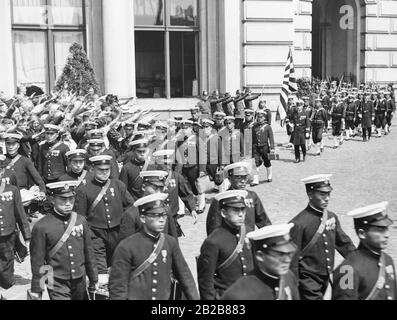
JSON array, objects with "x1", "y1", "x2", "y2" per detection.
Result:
[
  {"x1": 386, "y1": 97, "x2": 396, "y2": 128},
  {"x1": 374, "y1": 98, "x2": 387, "y2": 130},
  {"x1": 206, "y1": 190, "x2": 271, "y2": 236},
  {"x1": 359, "y1": 99, "x2": 375, "y2": 140},
  {"x1": 221, "y1": 269, "x2": 300, "y2": 300},
  {"x1": 109, "y1": 231, "x2": 199, "y2": 300},
  {"x1": 0, "y1": 182, "x2": 31, "y2": 290},
  {"x1": 197, "y1": 222, "x2": 254, "y2": 300},
  {"x1": 119, "y1": 157, "x2": 146, "y2": 201},
  {"x1": 58, "y1": 170, "x2": 90, "y2": 188},
  {"x1": 289, "y1": 205, "x2": 355, "y2": 300},
  {"x1": 310, "y1": 107, "x2": 328, "y2": 144},
  {"x1": 345, "y1": 100, "x2": 357, "y2": 130},
  {"x1": 117, "y1": 206, "x2": 143, "y2": 242},
  {"x1": 175, "y1": 134, "x2": 206, "y2": 196},
  {"x1": 332, "y1": 244, "x2": 397, "y2": 300},
  {"x1": 37, "y1": 141, "x2": 70, "y2": 183},
  {"x1": 29, "y1": 210, "x2": 98, "y2": 300},
  {"x1": 5, "y1": 154, "x2": 46, "y2": 192},
  {"x1": 75, "y1": 178, "x2": 135, "y2": 272},
  {"x1": 252, "y1": 122, "x2": 275, "y2": 169},
  {"x1": 331, "y1": 102, "x2": 345, "y2": 137},
  {"x1": 290, "y1": 108, "x2": 310, "y2": 160},
  {"x1": 234, "y1": 93, "x2": 249, "y2": 129}
]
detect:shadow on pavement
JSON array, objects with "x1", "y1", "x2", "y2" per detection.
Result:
[
  {"x1": 14, "y1": 275, "x2": 31, "y2": 286},
  {"x1": 277, "y1": 158, "x2": 297, "y2": 164}
]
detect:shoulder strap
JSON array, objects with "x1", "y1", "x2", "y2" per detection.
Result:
[
  {"x1": 48, "y1": 212, "x2": 77, "y2": 259},
  {"x1": 131, "y1": 233, "x2": 166, "y2": 280},
  {"x1": 0, "y1": 180, "x2": 6, "y2": 195},
  {"x1": 217, "y1": 224, "x2": 246, "y2": 272},
  {"x1": 88, "y1": 179, "x2": 111, "y2": 215},
  {"x1": 131, "y1": 159, "x2": 150, "y2": 186},
  {"x1": 6, "y1": 155, "x2": 22, "y2": 170},
  {"x1": 164, "y1": 170, "x2": 173, "y2": 189},
  {"x1": 277, "y1": 276, "x2": 286, "y2": 300},
  {"x1": 366, "y1": 253, "x2": 386, "y2": 300},
  {"x1": 299, "y1": 209, "x2": 328, "y2": 260},
  {"x1": 76, "y1": 170, "x2": 87, "y2": 187}
]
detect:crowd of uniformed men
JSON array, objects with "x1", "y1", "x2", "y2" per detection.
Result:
[{"x1": 0, "y1": 81, "x2": 396, "y2": 300}]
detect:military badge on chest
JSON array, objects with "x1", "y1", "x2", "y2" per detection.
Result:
[
  {"x1": 51, "y1": 150, "x2": 60, "y2": 157},
  {"x1": 0, "y1": 191, "x2": 13, "y2": 202},
  {"x1": 109, "y1": 188, "x2": 115, "y2": 197},
  {"x1": 244, "y1": 198, "x2": 254, "y2": 208},
  {"x1": 1, "y1": 177, "x2": 10, "y2": 185},
  {"x1": 71, "y1": 224, "x2": 84, "y2": 237},
  {"x1": 161, "y1": 250, "x2": 167, "y2": 263},
  {"x1": 386, "y1": 265, "x2": 395, "y2": 281},
  {"x1": 325, "y1": 217, "x2": 336, "y2": 231}
]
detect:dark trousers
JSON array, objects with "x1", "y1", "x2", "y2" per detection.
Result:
[
  {"x1": 90, "y1": 226, "x2": 120, "y2": 273},
  {"x1": 311, "y1": 127, "x2": 323, "y2": 144},
  {"x1": 182, "y1": 165, "x2": 199, "y2": 195},
  {"x1": 363, "y1": 127, "x2": 372, "y2": 140},
  {"x1": 294, "y1": 145, "x2": 306, "y2": 160},
  {"x1": 386, "y1": 112, "x2": 393, "y2": 126},
  {"x1": 299, "y1": 271, "x2": 330, "y2": 300},
  {"x1": 375, "y1": 114, "x2": 386, "y2": 129},
  {"x1": 47, "y1": 276, "x2": 87, "y2": 300},
  {"x1": 253, "y1": 145, "x2": 271, "y2": 168},
  {"x1": 0, "y1": 234, "x2": 16, "y2": 289}
]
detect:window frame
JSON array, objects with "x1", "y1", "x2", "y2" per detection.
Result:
[
  {"x1": 11, "y1": 0, "x2": 87, "y2": 93},
  {"x1": 134, "y1": 0, "x2": 200, "y2": 99}
]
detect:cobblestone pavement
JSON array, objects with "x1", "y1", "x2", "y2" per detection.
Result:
[{"x1": 8, "y1": 125, "x2": 397, "y2": 300}]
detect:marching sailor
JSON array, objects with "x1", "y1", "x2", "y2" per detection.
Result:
[
  {"x1": 198, "y1": 190, "x2": 254, "y2": 300},
  {"x1": 289, "y1": 174, "x2": 355, "y2": 300},
  {"x1": 28, "y1": 181, "x2": 97, "y2": 300},
  {"x1": 222, "y1": 223, "x2": 300, "y2": 300},
  {"x1": 332, "y1": 201, "x2": 397, "y2": 300},
  {"x1": 109, "y1": 193, "x2": 199, "y2": 300}
]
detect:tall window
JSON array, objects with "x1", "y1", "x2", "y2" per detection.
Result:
[
  {"x1": 134, "y1": 0, "x2": 199, "y2": 99},
  {"x1": 11, "y1": 0, "x2": 86, "y2": 93}
]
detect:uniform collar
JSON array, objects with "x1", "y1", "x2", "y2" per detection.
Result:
[
  {"x1": 254, "y1": 268, "x2": 280, "y2": 288},
  {"x1": 52, "y1": 209, "x2": 71, "y2": 221},
  {"x1": 221, "y1": 220, "x2": 241, "y2": 235},
  {"x1": 358, "y1": 242, "x2": 382, "y2": 258},
  {"x1": 93, "y1": 177, "x2": 109, "y2": 187},
  {"x1": 6, "y1": 153, "x2": 20, "y2": 159},
  {"x1": 132, "y1": 157, "x2": 145, "y2": 166},
  {"x1": 69, "y1": 170, "x2": 84, "y2": 179},
  {"x1": 306, "y1": 204, "x2": 324, "y2": 216},
  {"x1": 141, "y1": 230, "x2": 161, "y2": 242}
]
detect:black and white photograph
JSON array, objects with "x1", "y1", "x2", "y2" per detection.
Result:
[{"x1": 0, "y1": 0, "x2": 396, "y2": 306}]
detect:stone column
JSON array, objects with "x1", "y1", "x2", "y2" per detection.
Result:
[
  {"x1": 219, "y1": 0, "x2": 242, "y2": 94},
  {"x1": 102, "y1": 0, "x2": 135, "y2": 98},
  {"x1": 0, "y1": 0, "x2": 15, "y2": 95}
]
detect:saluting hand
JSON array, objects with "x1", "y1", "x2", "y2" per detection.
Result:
[{"x1": 191, "y1": 210, "x2": 198, "y2": 225}]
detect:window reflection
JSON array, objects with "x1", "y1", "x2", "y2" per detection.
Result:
[
  {"x1": 134, "y1": 0, "x2": 164, "y2": 26},
  {"x1": 14, "y1": 31, "x2": 47, "y2": 88},
  {"x1": 135, "y1": 31, "x2": 166, "y2": 98},
  {"x1": 12, "y1": 0, "x2": 47, "y2": 25},
  {"x1": 169, "y1": 0, "x2": 197, "y2": 26}
]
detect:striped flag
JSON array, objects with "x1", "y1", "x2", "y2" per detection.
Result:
[{"x1": 278, "y1": 47, "x2": 298, "y2": 125}]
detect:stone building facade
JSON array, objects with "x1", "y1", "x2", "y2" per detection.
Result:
[{"x1": 0, "y1": 0, "x2": 396, "y2": 114}]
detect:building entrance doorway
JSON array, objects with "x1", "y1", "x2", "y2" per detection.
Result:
[{"x1": 312, "y1": 0, "x2": 361, "y2": 84}]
